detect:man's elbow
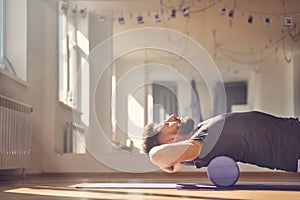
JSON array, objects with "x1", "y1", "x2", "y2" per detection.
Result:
[
  {"x1": 148, "y1": 145, "x2": 172, "y2": 167},
  {"x1": 149, "y1": 146, "x2": 161, "y2": 165},
  {"x1": 187, "y1": 140, "x2": 202, "y2": 160}
]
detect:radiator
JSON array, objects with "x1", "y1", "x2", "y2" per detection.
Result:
[
  {"x1": 63, "y1": 122, "x2": 86, "y2": 154},
  {"x1": 0, "y1": 95, "x2": 33, "y2": 171}
]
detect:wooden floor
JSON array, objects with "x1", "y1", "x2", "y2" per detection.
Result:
[{"x1": 0, "y1": 172, "x2": 299, "y2": 200}]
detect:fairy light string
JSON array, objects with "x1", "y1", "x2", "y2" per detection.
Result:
[{"x1": 64, "y1": 0, "x2": 300, "y2": 64}]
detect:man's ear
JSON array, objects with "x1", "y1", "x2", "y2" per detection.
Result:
[
  {"x1": 164, "y1": 140, "x2": 171, "y2": 144},
  {"x1": 165, "y1": 137, "x2": 175, "y2": 144}
]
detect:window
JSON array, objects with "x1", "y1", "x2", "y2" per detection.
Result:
[
  {"x1": 0, "y1": 0, "x2": 27, "y2": 81},
  {"x1": 58, "y1": 1, "x2": 90, "y2": 154},
  {"x1": 224, "y1": 81, "x2": 248, "y2": 112},
  {"x1": 58, "y1": 1, "x2": 89, "y2": 111},
  {"x1": 58, "y1": 1, "x2": 76, "y2": 107},
  {"x1": 152, "y1": 82, "x2": 178, "y2": 122}
]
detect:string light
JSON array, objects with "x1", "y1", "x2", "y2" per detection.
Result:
[
  {"x1": 65, "y1": 0, "x2": 300, "y2": 65},
  {"x1": 212, "y1": 27, "x2": 298, "y2": 65},
  {"x1": 66, "y1": 0, "x2": 299, "y2": 28}
]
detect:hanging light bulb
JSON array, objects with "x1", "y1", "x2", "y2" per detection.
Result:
[
  {"x1": 60, "y1": 3, "x2": 68, "y2": 15},
  {"x1": 284, "y1": 16, "x2": 292, "y2": 27},
  {"x1": 98, "y1": 13, "x2": 105, "y2": 21},
  {"x1": 155, "y1": 12, "x2": 161, "y2": 22},
  {"x1": 79, "y1": 8, "x2": 87, "y2": 18},
  {"x1": 71, "y1": 6, "x2": 77, "y2": 17},
  {"x1": 137, "y1": 14, "x2": 144, "y2": 24},
  {"x1": 182, "y1": 6, "x2": 190, "y2": 17},
  {"x1": 220, "y1": 7, "x2": 226, "y2": 16},
  {"x1": 247, "y1": 15, "x2": 253, "y2": 24},
  {"x1": 228, "y1": 9, "x2": 234, "y2": 19},
  {"x1": 171, "y1": 8, "x2": 176, "y2": 18},
  {"x1": 265, "y1": 17, "x2": 272, "y2": 26},
  {"x1": 118, "y1": 15, "x2": 125, "y2": 25}
]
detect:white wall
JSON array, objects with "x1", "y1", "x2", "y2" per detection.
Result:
[
  {"x1": 294, "y1": 49, "x2": 300, "y2": 118},
  {"x1": 254, "y1": 57, "x2": 294, "y2": 116}
]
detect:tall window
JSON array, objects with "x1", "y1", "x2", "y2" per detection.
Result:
[
  {"x1": 224, "y1": 81, "x2": 248, "y2": 112},
  {"x1": 58, "y1": 1, "x2": 90, "y2": 153},
  {"x1": 152, "y1": 82, "x2": 178, "y2": 122},
  {"x1": 58, "y1": 1, "x2": 77, "y2": 107},
  {"x1": 58, "y1": 1, "x2": 89, "y2": 113}
]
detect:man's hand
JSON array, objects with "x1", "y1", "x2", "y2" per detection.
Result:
[
  {"x1": 176, "y1": 132, "x2": 193, "y2": 142},
  {"x1": 161, "y1": 163, "x2": 185, "y2": 173}
]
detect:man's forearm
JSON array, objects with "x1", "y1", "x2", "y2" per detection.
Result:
[{"x1": 149, "y1": 140, "x2": 202, "y2": 169}]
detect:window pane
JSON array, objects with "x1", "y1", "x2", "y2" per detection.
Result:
[
  {"x1": 0, "y1": 0, "x2": 3, "y2": 69},
  {"x1": 0, "y1": 0, "x2": 27, "y2": 81},
  {"x1": 58, "y1": 10, "x2": 68, "y2": 103}
]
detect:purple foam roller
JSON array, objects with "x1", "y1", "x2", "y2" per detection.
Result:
[{"x1": 207, "y1": 156, "x2": 240, "y2": 187}]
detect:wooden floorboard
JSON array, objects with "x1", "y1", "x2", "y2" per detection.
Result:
[{"x1": 0, "y1": 172, "x2": 299, "y2": 200}]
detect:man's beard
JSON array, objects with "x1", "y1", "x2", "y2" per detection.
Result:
[{"x1": 178, "y1": 117, "x2": 195, "y2": 135}]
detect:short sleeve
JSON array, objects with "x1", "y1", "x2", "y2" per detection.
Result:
[{"x1": 190, "y1": 124, "x2": 207, "y2": 141}]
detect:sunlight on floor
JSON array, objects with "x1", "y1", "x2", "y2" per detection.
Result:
[{"x1": 4, "y1": 185, "x2": 300, "y2": 200}]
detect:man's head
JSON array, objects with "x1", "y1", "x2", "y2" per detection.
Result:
[{"x1": 142, "y1": 115, "x2": 194, "y2": 154}]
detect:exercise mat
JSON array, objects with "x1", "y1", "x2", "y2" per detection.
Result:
[
  {"x1": 178, "y1": 184, "x2": 300, "y2": 191},
  {"x1": 76, "y1": 183, "x2": 179, "y2": 189},
  {"x1": 77, "y1": 183, "x2": 300, "y2": 191}
]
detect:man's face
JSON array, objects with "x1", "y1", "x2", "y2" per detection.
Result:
[
  {"x1": 178, "y1": 116, "x2": 195, "y2": 136},
  {"x1": 157, "y1": 115, "x2": 194, "y2": 144}
]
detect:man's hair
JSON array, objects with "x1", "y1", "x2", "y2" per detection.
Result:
[{"x1": 142, "y1": 122, "x2": 161, "y2": 154}]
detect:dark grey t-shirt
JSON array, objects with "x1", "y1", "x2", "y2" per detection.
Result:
[{"x1": 191, "y1": 111, "x2": 300, "y2": 172}]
